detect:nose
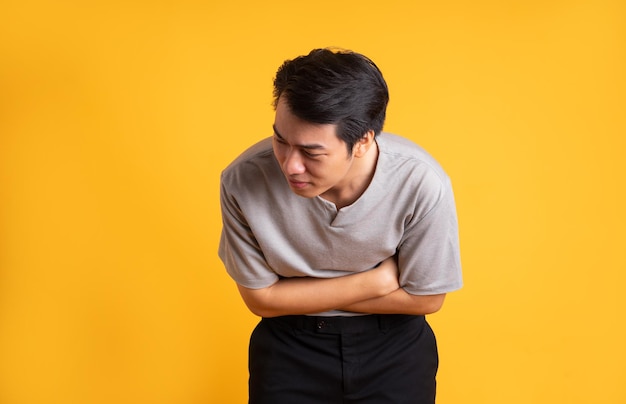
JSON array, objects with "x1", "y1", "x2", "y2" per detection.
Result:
[{"x1": 284, "y1": 149, "x2": 306, "y2": 175}]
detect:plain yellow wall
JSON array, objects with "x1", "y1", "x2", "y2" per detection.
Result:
[{"x1": 1, "y1": 0, "x2": 624, "y2": 403}]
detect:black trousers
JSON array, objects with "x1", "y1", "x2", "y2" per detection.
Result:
[{"x1": 249, "y1": 314, "x2": 438, "y2": 404}]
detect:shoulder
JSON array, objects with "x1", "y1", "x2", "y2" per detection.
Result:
[
  {"x1": 375, "y1": 133, "x2": 454, "y2": 219},
  {"x1": 220, "y1": 137, "x2": 294, "y2": 210},
  {"x1": 377, "y1": 133, "x2": 449, "y2": 178},
  {"x1": 221, "y1": 137, "x2": 277, "y2": 186},
  {"x1": 377, "y1": 132, "x2": 451, "y2": 189},
  {"x1": 222, "y1": 137, "x2": 274, "y2": 174}
]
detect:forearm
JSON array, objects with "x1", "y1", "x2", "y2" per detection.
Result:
[
  {"x1": 237, "y1": 266, "x2": 398, "y2": 318},
  {"x1": 339, "y1": 288, "x2": 446, "y2": 315}
]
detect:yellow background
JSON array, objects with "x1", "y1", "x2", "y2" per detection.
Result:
[{"x1": 1, "y1": 0, "x2": 624, "y2": 403}]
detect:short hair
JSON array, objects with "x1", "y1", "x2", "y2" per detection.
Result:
[{"x1": 273, "y1": 48, "x2": 389, "y2": 154}]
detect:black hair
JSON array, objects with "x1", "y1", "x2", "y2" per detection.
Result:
[{"x1": 273, "y1": 48, "x2": 389, "y2": 154}]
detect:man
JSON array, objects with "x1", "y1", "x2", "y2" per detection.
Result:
[{"x1": 218, "y1": 48, "x2": 462, "y2": 403}]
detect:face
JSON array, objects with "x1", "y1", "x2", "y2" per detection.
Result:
[{"x1": 272, "y1": 97, "x2": 358, "y2": 200}]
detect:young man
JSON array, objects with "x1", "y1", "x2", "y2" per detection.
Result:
[{"x1": 218, "y1": 48, "x2": 462, "y2": 403}]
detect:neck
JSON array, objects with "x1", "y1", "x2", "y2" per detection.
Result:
[{"x1": 321, "y1": 141, "x2": 379, "y2": 209}]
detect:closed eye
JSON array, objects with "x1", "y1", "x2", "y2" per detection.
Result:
[
  {"x1": 302, "y1": 149, "x2": 323, "y2": 158},
  {"x1": 272, "y1": 125, "x2": 327, "y2": 158}
]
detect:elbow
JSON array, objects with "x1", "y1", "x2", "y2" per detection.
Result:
[
  {"x1": 426, "y1": 294, "x2": 446, "y2": 314},
  {"x1": 237, "y1": 283, "x2": 281, "y2": 318},
  {"x1": 244, "y1": 302, "x2": 278, "y2": 318},
  {"x1": 239, "y1": 295, "x2": 274, "y2": 318},
  {"x1": 423, "y1": 302, "x2": 443, "y2": 315},
  {"x1": 409, "y1": 293, "x2": 446, "y2": 315}
]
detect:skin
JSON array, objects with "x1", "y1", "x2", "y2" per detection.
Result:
[
  {"x1": 236, "y1": 96, "x2": 446, "y2": 317},
  {"x1": 271, "y1": 97, "x2": 378, "y2": 210}
]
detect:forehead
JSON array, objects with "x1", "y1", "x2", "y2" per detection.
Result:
[{"x1": 274, "y1": 97, "x2": 342, "y2": 147}]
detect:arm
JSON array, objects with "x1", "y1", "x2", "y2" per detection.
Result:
[
  {"x1": 339, "y1": 290, "x2": 446, "y2": 315},
  {"x1": 236, "y1": 257, "x2": 400, "y2": 318},
  {"x1": 338, "y1": 256, "x2": 446, "y2": 315}
]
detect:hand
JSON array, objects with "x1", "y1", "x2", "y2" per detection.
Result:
[{"x1": 372, "y1": 256, "x2": 400, "y2": 295}]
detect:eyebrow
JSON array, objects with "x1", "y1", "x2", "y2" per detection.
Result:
[{"x1": 272, "y1": 125, "x2": 327, "y2": 150}]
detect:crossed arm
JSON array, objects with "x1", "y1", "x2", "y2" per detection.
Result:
[{"x1": 236, "y1": 257, "x2": 446, "y2": 318}]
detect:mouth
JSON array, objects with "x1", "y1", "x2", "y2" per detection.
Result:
[{"x1": 288, "y1": 179, "x2": 309, "y2": 189}]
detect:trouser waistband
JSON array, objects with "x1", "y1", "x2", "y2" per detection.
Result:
[{"x1": 268, "y1": 314, "x2": 423, "y2": 334}]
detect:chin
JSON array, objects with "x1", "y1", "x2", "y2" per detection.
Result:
[{"x1": 290, "y1": 187, "x2": 320, "y2": 199}]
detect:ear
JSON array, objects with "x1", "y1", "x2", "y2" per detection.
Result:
[{"x1": 353, "y1": 130, "x2": 376, "y2": 158}]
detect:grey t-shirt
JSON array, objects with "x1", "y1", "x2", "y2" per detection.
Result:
[{"x1": 218, "y1": 133, "x2": 462, "y2": 316}]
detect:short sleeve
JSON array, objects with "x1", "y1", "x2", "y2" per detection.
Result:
[
  {"x1": 218, "y1": 173, "x2": 280, "y2": 289},
  {"x1": 397, "y1": 173, "x2": 463, "y2": 295}
]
